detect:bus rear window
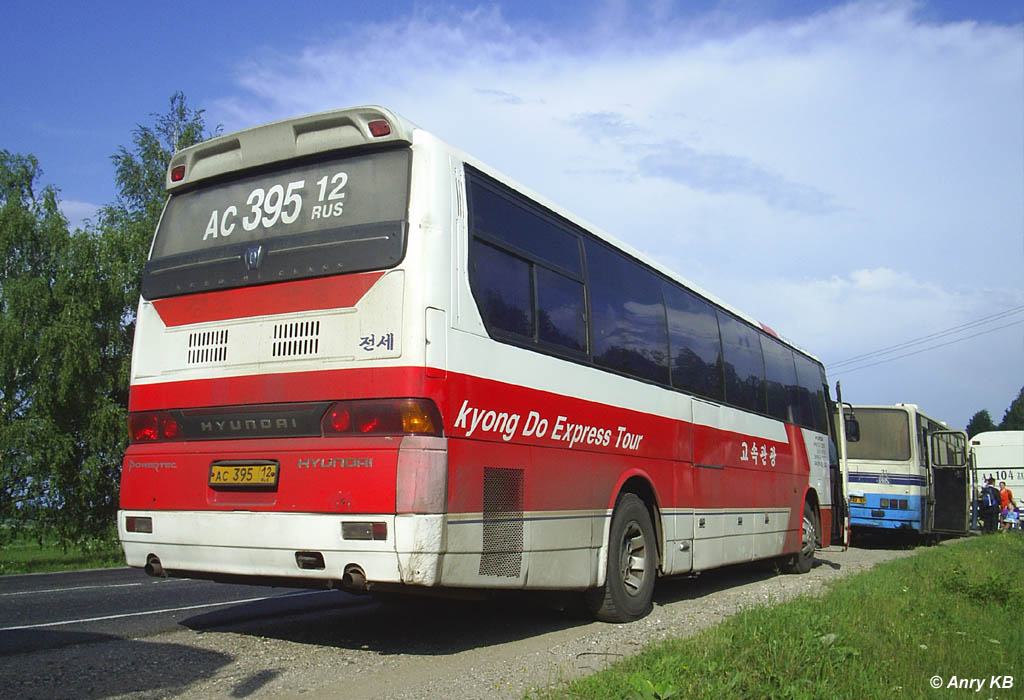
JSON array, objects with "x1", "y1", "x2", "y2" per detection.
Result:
[
  {"x1": 143, "y1": 148, "x2": 411, "y2": 299},
  {"x1": 842, "y1": 407, "x2": 912, "y2": 461}
]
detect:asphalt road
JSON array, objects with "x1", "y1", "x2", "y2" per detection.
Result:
[
  {"x1": 0, "y1": 542, "x2": 926, "y2": 700},
  {"x1": 0, "y1": 567, "x2": 366, "y2": 657}
]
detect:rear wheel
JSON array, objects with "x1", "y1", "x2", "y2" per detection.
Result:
[
  {"x1": 585, "y1": 493, "x2": 657, "y2": 622},
  {"x1": 781, "y1": 501, "x2": 816, "y2": 574}
]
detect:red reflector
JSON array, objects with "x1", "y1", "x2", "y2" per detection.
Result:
[
  {"x1": 170, "y1": 164, "x2": 185, "y2": 182},
  {"x1": 126, "y1": 516, "x2": 153, "y2": 533},
  {"x1": 341, "y1": 521, "x2": 388, "y2": 540},
  {"x1": 368, "y1": 120, "x2": 391, "y2": 137}
]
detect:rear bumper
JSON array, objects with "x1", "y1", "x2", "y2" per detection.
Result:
[
  {"x1": 118, "y1": 510, "x2": 444, "y2": 587},
  {"x1": 849, "y1": 494, "x2": 923, "y2": 530}
]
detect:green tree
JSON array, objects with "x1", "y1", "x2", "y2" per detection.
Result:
[
  {"x1": 965, "y1": 409, "x2": 997, "y2": 437},
  {"x1": 0, "y1": 94, "x2": 213, "y2": 546},
  {"x1": 70, "y1": 92, "x2": 211, "y2": 542},
  {"x1": 97, "y1": 92, "x2": 213, "y2": 338},
  {"x1": 1000, "y1": 385, "x2": 1024, "y2": 430},
  {"x1": 0, "y1": 152, "x2": 71, "y2": 537}
]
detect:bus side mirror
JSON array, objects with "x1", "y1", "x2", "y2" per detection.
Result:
[{"x1": 845, "y1": 418, "x2": 860, "y2": 443}]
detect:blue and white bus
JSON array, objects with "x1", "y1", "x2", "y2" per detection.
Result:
[{"x1": 837, "y1": 404, "x2": 969, "y2": 537}]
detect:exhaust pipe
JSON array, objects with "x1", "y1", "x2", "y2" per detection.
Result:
[
  {"x1": 342, "y1": 564, "x2": 367, "y2": 590},
  {"x1": 144, "y1": 554, "x2": 166, "y2": 577}
]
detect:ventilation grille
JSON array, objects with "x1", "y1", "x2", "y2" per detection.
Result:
[
  {"x1": 188, "y1": 329, "x2": 228, "y2": 364},
  {"x1": 479, "y1": 467, "x2": 524, "y2": 578},
  {"x1": 272, "y1": 321, "x2": 320, "y2": 358}
]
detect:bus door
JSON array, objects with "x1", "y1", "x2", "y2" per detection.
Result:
[
  {"x1": 928, "y1": 430, "x2": 970, "y2": 534},
  {"x1": 829, "y1": 400, "x2": 855, "y2": 548}
]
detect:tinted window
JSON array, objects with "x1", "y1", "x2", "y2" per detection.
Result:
[
  {"x1": 537, "y1": 268, "x2": 586, "y2": 352},
  {"x1": 468, "y1": 178, "x2": 581, "y2": 275},
  {"x1": 794, "y1": 353, "x2": 828, "y2": 433},
  {"x1": 586, "y1": 240, "x2": 669, "y2": 384},
  {"x1": 663, "y1": 283, "x2": 724, "y2": 400},
  {"x1": 472, "y1": 242, "x2": 532, "y2": 338},
  {"x1": 762, "y1": 335, "x2": 798, "y2": 423},
  {"x1": 467, "y1": 168, "x2": 586, "y2": 355},
  {"x1": 144, "y1": 148, "x2": 411, "y2": 299},
  {"x1": 718, "y1": 313, "x2": 765, "y2": 413}
]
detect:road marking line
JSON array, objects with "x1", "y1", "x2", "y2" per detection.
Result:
[
  {"x1": 0, "y1": 579, "x2": 187, "y2": 598},
  {"x1": 0, "y1": 590, "x2": 334, "y2": 631}
]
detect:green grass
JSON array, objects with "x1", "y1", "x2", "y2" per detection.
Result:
[
  {"x1": 532, "y1": 535, "x2": 1024, "y2": 700},
  {"x1": 0, "y1": 533, "x2": 124, "y2": 575}
]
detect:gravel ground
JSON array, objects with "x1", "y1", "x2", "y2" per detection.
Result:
[{"x1": 5, "y1": 542, "x2": 924, "y2": 700}]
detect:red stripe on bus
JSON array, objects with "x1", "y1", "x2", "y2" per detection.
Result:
[
  {"x1": 150, "y1": 271, "x2": 386, "y2": 327},
  {"x1": 128, "y1": 366, "x2": 430, "y2": 411},
  {"x1": 128, "y1": 365, "x2": 800, "y2": 474},
  {"x1": 123, "y1": 366, "x2": 825, "y2": 540}
]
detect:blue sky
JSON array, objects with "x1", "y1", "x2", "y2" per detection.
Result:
[{"x1": 3, "y1": 0, "x2": 1022, "y2": 430}]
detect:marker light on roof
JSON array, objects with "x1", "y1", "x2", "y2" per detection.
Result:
[
  {"x1": 368, "y1": 120, "x2": 392, "y2": 137},
  {"x1": 170, "y1": 165, "x2": 186, "y2": 182}
]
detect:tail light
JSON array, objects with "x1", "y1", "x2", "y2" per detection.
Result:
[
  {"x1": 127, "y1": 398, "x2": 443, "y2": 443},
  {"x1": 129, "y1": 412, "x2": 182, "y2": 443},
  {"x1": 322, "y1": 399, "x2": 443, "y2": 437}
]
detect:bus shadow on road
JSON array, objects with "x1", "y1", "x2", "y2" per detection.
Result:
[
  {"x1": 653, "y1": 559, "x2": 787, "y2": 606},
  {"x1": 181, "y1": 588, "x2": 593, "y2": 655},
  {"x1": 177, "y1": 560, "x2": 833, "y2": 656},
  {"x1": 0, "y1": 630, "x2": 232, "y2": 700},
  {"x1": 849, "y1": 529, "x2": 926, "y2": 550}
]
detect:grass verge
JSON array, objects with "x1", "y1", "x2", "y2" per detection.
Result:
[
  {"x1": 0, "y1": 533, "x2": 124, "y2": 575},
  {"x1": 531, "y1": 535, "x2": 1024, "y2": 700}
]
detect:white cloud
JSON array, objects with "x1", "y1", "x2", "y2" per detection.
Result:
[
  {"x1": 59, "y1": 199, "x2": 100, "y2": 231},
  {"x1": 719, "y1": 267, "x2": 1024, "y2": 428},
  {"x1": 211, "y1": 0, "x2": 1023, "y2": 428}
]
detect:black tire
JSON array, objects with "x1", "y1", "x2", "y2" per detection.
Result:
[
  {"x1": 780, "y1": 500, "x2": 816, "y2": 574},
  {"x1": 585, "y1": 493, "x2": 657, "y2": 622}
]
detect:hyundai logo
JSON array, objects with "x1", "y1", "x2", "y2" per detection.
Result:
[{"x1": 245, "y1": 244, "x2": 264, "y2": 270}]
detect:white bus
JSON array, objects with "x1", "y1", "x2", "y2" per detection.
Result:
[
  {"x1": 837, "y1": 404, "x2": 969, "y2": 537},
  {"x1": 119, "y1": 106, "x2": 847, "y2": 622},
  {"x1": 969, "y1": 430, "x2": 1024, "y2": 518}
]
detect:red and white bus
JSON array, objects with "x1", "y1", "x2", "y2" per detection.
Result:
[{"x1": 119, "y1": 106, "x2": 845, "y2": 621}]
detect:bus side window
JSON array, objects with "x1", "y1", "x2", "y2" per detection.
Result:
[
  {"x1": 762, "y1": 335, "x2": 798, "y2": 424},
  {"x1": 718, "y1": 312, "x2": 766, "y2": 414},
  {"x1": 585, "y1": 239, "x2": 669, "y2": 385},
  {"x1": 536, "y1": 267, "x2": 586, "y2": 352},
  {"x1": 471, "y1": 241, "x2": 533, "y2": 338},
  {"x1": 663, "y1": 283, "x2": 725, "y2": 402}
]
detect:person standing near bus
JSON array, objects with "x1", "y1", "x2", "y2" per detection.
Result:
[
  {"x1": 979, "y1": 477, "x2": 1001, "y2": 533},
  {"x1": 998, "y1": 481, "x2": 1017, "y2": 531}
]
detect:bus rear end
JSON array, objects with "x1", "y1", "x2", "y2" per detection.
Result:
[{"x1": 118, "y1": 107, "x2": 450, "y2": 590}]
